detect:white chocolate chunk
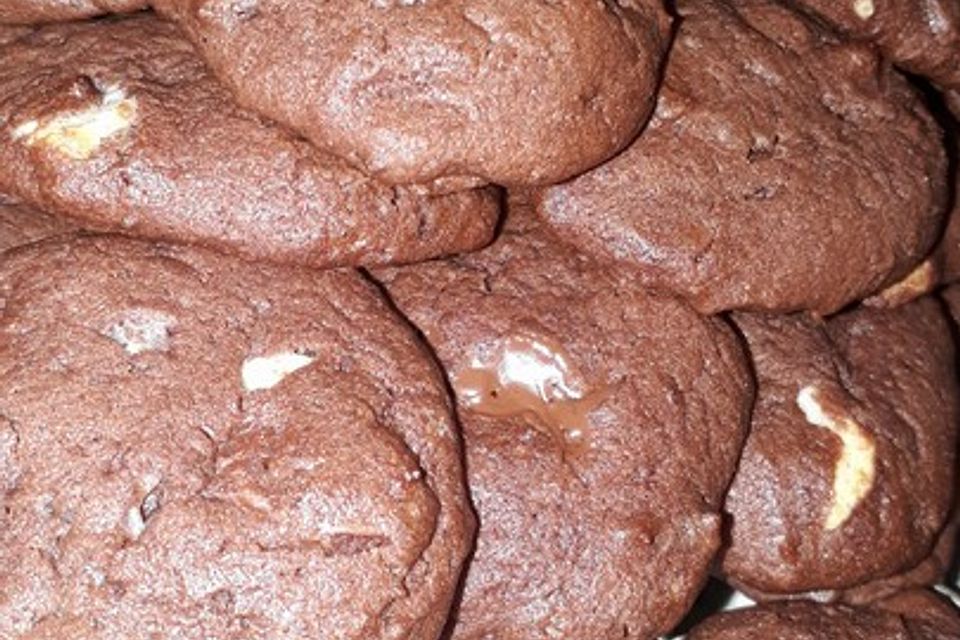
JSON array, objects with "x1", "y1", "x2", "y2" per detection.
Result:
[
  {"x1": 126, "y1": 506, "x2": 146, "y2": 539},
  {"x1": 12, "y1": 119, "x2": 38, "y2": 139},
  {"x1": 865, "y1": 259, "x2": 936, "y2": 308},
  {"x1": 104, "y1": 308, "x2": 176, "y2": 355},
  {"x1": 797, "y1": 385, "x2": 877, "y2": 530},
  {"x1": 12, "y1": 86, "x2": 137, "y2": 159},
  {"x1": 224, "y1": 488, "x2": 272, "y2": 512},
  {"x1": 241, "y1": 352, "x2": 315, "y2": 391},
  {"x1": 853, "y1": 0, "x2": 875, "y2": 20},
  {"x1": 83, "y1": 564, "x2": 106, "y2": 587}
]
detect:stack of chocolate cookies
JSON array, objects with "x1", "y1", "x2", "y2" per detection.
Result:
[{"x1": 0, "y1": 1, "x2": 957, "y2": 638}]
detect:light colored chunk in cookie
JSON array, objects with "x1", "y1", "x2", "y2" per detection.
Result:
[
  {"x1": 12, "y1": 85, "x2": 136, "y2": 159},
  {"x1": 797, "y1": 385, "x2": 877, "y2": 530},
  {"x1": 241, "y1": 352, "x2": 315, "y2": 391}
]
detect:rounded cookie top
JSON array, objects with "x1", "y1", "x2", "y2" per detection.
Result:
[
  {"x1": 874, "y1": 589, "x2": 960, "y2": 638},
  {"x1": 0, "y1": 0, "x2": 145, "y2": 25},
  {"x1": 688, "y1": 594, "x2": 960, "y2": 640},
  {"x1": 375, "y1": 208, "x2": 753, "y2": 639},
  {"x1": 721, "y1": 298, "x2": 958, "y2": 596},
  {"x1": 0, "y1": 235, "x2": 473, "y2": 639},
  {"x1": 787, "y1": 0, "x2": 960, "y2": 93},
  {"x1": 153, "y1": 0, "x2": 670, "y2": 189},
  {"x1": 0, "y1": 16, "x2": 499, "y2": 268},
  {"x1": 866, "y1": 138, "x2": 960, "y2": 308},
  {"x1": 836, "y1": 508, "x2": 959, "y2": 605},
  {"x1": 0, "y1": 195, "x2": 77, "y2": 252},
  {"x1": 537, "y1": 0, "x2": 947, "y2": 314}
]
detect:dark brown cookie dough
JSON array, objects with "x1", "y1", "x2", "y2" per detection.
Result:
[
  {"x1": 688, "y1": 593, "x2": 960, "y2": 639},
  {"x1": 721, "y1": 299, "x2": 958, "y2": 596},
  {"x1": 838, "y1": 508, "x2": 959, "y2": 605},
  {"x1": 948, "y1": 90, "x2": 960, "y2": 118},
  {"x1": 943, "y1": 283, "x2": 960, "y2": 322},
  {"x1": 0, "y1": 24, "x2": 32, "y2": 44},
  {"x1": 786, "y1": 0, "x2": 960, "y2": 93},
  {"x1": 153, "y1": 0, "x2": 670, "y2": 189},
  {"x1": 723, "y1": 505, "x2": 960, "y2": 605},
  {"x1": 934, "y1": 148, "x2": 960, "y2": 285},
  {"x1": 0, "y1": 195, "x2": 77, "y2": 251},
  {"x1": 0, "y1": 16, "x2": 499, "y2": 268},
  {"x1": 875, "y1": 589, "x2": 960, "y2": 638},
  {"x1": 939, "y1": 206, "x2": 960, "y2": 286},
  {"x1": 537, "y1": 0, "x2": 947, "y2": 315},
  {"x1": 0, "y1": 235, "x2": 473, "y2": 639},
  {"x1": 0, "y1": 0, "x2": 145, "y2": 25},
  {"x1": 375, "y1": 208, "x2": 753, "y2": 639},
  {"x1": 867, "y1": 138, "x2": 960, "y2": 308}
]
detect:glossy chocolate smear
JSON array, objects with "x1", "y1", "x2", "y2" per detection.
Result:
[{"x1": 453, "y1": 334, "x2": 609, "y2": 447}]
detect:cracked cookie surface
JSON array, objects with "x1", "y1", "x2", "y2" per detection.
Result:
[
  {"x1": 722, "y1": 299, "x2": 958, "y2": 597},
  {"x1": 0, "y1": 235, "x2": 473, "y2": 639},
  {"x1": 0, "y1": 16, "x2": 499, "y2": 268},
  {"x1": 153, "y1": 0, "x2": 670, "y2": 189},
  {"x1": 0, "y1": 0, "x2": 146, "y2": 25},
  {"x1": 375, "y1": 205, "x2": 753, "y2": 639},
  {"x1": 536, "y1": 0, "x2": 947, "y2": 314},
  {"x1": 786, "y1": 0, "x2": 960, "y2": 93},
  {"x1": 688, "y1": 591, "x2": 960, "y2": 639},
  {"x1": 0, "y1": 194, "x2": 77, "y2": 252}
]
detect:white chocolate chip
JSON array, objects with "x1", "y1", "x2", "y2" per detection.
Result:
[
  {"x1": 126, "y1": 506, "x2": 146, "y2": 539},
  {"x1": 228, "y1": 488, "x2": 272, "y2": 512},
  {"x1": 12, "y1": 85, "x2": 137, "y2": 159},
  {"x1": 83, "y1": 564, "x2": 105, "y2": 587},
  {"x1": 797, "y1": 385, "x2": 877, "y2": 530},
  {"x1": 12, "y1": 119, "x2": 38, "y2": 139},
  {"x1": 103, "y1": 308, "x2": 176, "y2": 356},
  {"x1": 853, "y1": 0, "x2": 875, "y2": 20},
  {"x1": 241, "y1": 352, "x2": 315, "y2": 391},
  {"x1": 865, "y1": 260, "x2": 936, "y2": 308}
]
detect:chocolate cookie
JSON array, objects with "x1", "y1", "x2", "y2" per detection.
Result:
[
  {"x1": 948, "y1": 90, "x2": 960, "y2": 119},
  {"x1": 375, "y1": 208, "x2": 753, "y2": 639},
  {"x1": 943, "y1": 283, "x2": 960, "y2": 322},
  {"x1": 0, "y1": 235, "x2": 473, "y2": 638},
  {"x1": 786, "y1": 0, "x2": 960, "y2": 93},
  {"x1": 838, "y1": 508, "x2": 959, "y2": 605},
  {"x1": 688, "y1": 592, "x2": 960, "y2": 639},
  {"x1": 153, "y1": 0, "x2": 670, "y2": 189},
  {"x1": 721, "y1": 299, "x2": 958, "y2": 596},
  {"x1": 934, "y1": 152, "x2": 960, "y2": 285},
  {"x1": 0, "y1": 0, "x2": 145, "y2": 25},
  {"x1": 0, "y1": 195, "x2": 76, "y2": 251},
  {"x1": 722, "y1": 504, "x2": 959, "y2": 605},
  {"x1": 875, "y1": 590, "x2": 960, "y2": 637},
  {"x1": 867, "y1": 138, "x2": 960, "y2": 308},
  {"x1": 0, "y1": 16, "x2": 499, "y2": 268},
  {"x1": 0, "y1": 24, "x2": 31, "y2": 44},
  {"x1": 536, "y1": 0, "x2": 947, "y2": 314}
]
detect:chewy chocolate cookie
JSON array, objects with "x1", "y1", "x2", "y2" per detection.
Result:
[
  {"x1": 721, "y1": 299, "x2": 958, "y2": 597},
  {"x1": 867, "y1": 138, "x2": 960, "y2": 308},
  {"x1": 0, "y1": 235, "x2": 473, "y2": 639},
  {"x1": 0, "y1": 0, "x2": 145, "y2": 25},
  {"x1": 786, "y1": 0, "x2": 960, "y2": 93},
  {"x1": 375, "y1": 207, "x2": 753, "y2": 639},
  {"x1": 839, "y1": 508, "x2": 959, "y2": 605},
  {"x1": 537, "y1": 0, "x2": 947, "y2": 314},
  {"x1": 153, "y1": 0, "x2": 670, "y2": 189},
  {"x1": 688, "y1": 591, "x2": 960, "y2": 639},
  {"x1": 0, "y1": 16, "x2": 499, "y2": 268},
  {"x1": 0, "y1": 195, "x2": 76, "y2": 251}
]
